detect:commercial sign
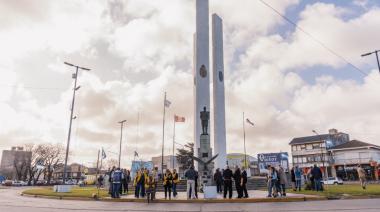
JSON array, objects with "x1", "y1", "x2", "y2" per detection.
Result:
[{"x1": 257, "y1": 152, "x2": 289, "y2": 173}]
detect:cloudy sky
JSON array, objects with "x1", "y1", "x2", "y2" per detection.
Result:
[{"x1": 1, "y1": 0, "x2": 380, "y2": 168}]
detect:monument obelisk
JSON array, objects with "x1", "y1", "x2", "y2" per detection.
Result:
[
  {"x1": 193, "y1": 0, "x2": 210, "y2": 165},
  {"x1": 212, "y1": 14, "x2": 227, "y2": 170}
]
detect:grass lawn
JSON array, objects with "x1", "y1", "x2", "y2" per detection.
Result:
[
  {"x1": 288, "y1": 184, "x2": 380, "y2": 197},
  {"x1": 22, "y1": 186, "x2": 110, "y2": 198}
]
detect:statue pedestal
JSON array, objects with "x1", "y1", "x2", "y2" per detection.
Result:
[{"x1": 198, "y1": 134, "x2": 214, "y2": 187}]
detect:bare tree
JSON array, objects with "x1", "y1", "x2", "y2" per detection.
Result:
[
  {"x1": 40, "y1": 143, "x2": 64, "y2": 184},
  {"x1": 25, "y1": 144, "x2": 46, "y2": 185},
  {"x1": 13, "y1": 149, "x2": 32, "y2": 181}
]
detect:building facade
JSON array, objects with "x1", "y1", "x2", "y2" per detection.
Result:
[
  {"x1": 330, "y1": 140, "x2": 380, "y2": 181},
  {"x1": 151, "y1": 155, "x2": 178, "y2": 173},
  {"x1": 289, "y1": 129, "x2": 349, "y2": 176},
  {"x1": 0, "y1": 147, "x2": 32, "y2": 180},
  {"x1": 227, "y1": 153, "x2": 259, "y2": 176}
]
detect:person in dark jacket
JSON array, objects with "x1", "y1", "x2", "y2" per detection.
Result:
[
  {"x1": 108, "y1": 167, "x2": 115, "y2": 195},
  {"x1": 290, "y1": 167, "x2": 296, "y2": 191},
  {"x1": 213, "y1": 168, "x2": 223, "y2": 193},
  {"x1": 311, "y1": 164, "x2": 323, "y2": 191},
  {"x1": 111, "y1": 168, "x2": 124, "y2": 198},
  {"x1": 194, "y1": 171, "x2": 199, "y2": 199},
  {"x1": 241, "y1": 168, "x2": 249, "y2": 198},
  {"x1": 223, "y1": 166, "x2": 233, "y2": 199},
  {"x1": 233, "y1": 166, "x2": 243, "y2": 198}
]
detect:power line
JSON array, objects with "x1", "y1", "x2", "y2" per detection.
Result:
[{"x1": 258, "y1": 0, "x2": 368, "y2": 77}]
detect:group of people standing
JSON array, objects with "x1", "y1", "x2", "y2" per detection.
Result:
[
  {"x1": 106, "y1": 167, "x2": 131, "y2": 198},
  {"x1": 209, "y1": 166, "x2": 249, "y2": 199},
  {"x1": 133, "y1": 167, "x2": 180, "y2": 201},
  {"x1": 266, "y1": 165, "x2": 287, "y2": 198}
]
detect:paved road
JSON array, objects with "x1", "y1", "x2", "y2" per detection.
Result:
[{"x1": 1, "y1": 187, "x2": 380, "y2": 212}]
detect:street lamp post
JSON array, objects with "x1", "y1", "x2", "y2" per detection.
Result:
[
  {"x1": 118, "y1": 120, "x2": 127, "y2": 168},
  {"x1": 63, "y1": 62, "x2": 90, "y2": 184},
  {"x1": 243, "y1": 113, "x2": 254, "y2": 170},
  {"x1": 361, "y1": 50, "x2": 380, "y2": 73},
  {"x1": 312, "y1": 130, "x2": 328, "y2": 180}
]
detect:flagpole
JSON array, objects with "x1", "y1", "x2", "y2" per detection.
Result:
[
  {"x1": 172, "y1": 116, "x2": 176, "y2": 170},
  {"x1": 161, "y1": 92, "x2": 167, "y2": 176},
  {"x1": 96, "y1": 149, "x2": 100, "y2": 189},
  {"x1": 243, "y1": 112, "x2": 247, "y2": 169}
]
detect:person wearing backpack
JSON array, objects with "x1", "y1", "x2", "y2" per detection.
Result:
[{"x1": 111, "y1": 167, "x2": 124, "y2": 198}]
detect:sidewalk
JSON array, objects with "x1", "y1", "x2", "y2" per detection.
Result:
[{"x1": 102, "y1": 190, "x2": 324, "y2": 203}]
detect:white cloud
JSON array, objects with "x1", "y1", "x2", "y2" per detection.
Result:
[{"x1": 1, "y1": 1, "x2": 380, "y2": 168}]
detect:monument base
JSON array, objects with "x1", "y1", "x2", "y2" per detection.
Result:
[
  {"x1": 203, "y1": 186, "x2": 217, "y2": 199},
  {"x1": 197, "y1": 134, "x2": 214, "y2": 187}
]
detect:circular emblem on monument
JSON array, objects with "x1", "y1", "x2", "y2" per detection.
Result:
[
  {"x1": 199, "y1": 65, "x2": 207, "y2": 78},
  {"x1": 219, "y1": 71, "x2": 224, "y2": 82}
]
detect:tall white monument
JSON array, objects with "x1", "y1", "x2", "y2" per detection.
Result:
[
  {"x1": 212, "y1": 14, "x2": 227, "y2": 170},
  {"x1": 193, "y1": 0, "x2": 210, "y2": 161}
]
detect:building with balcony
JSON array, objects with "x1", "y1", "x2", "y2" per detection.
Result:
[
  {"x1": 289, "y1": 129, "x2": 350, "y2": 176},
  {"x1": 330, "y1": 140, "x2": 380, "y2": 181}
]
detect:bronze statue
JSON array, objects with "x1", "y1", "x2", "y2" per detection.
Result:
[{"x1": 200, "y1": 106, "x2": 210, "y2": 135}]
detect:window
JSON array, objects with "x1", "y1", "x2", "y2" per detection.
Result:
[
  {"x1": 312, "y1": 143, "x2": 320, "y2": 149},
  {"x1": 306, "y1": 144, "x2": 313, "y2": 150},
  {"x1": 301, "y1": 145, "x2": 306, "y2": 150},
  {"x1": 302, "y1": 157, "x2": 307, "y2": 163},
  {"x1": 292, "y1": 145, "x2": 297, "y2": 151},
  {"x1": 296, "y1": 145, "x2": 301, "y2": 151}
]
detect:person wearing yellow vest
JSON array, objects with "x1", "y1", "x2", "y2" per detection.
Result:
[
  {"x1": 133, "y1": 170, "x2": 142, "y2": 198},
  {"x1": 145, "y1": 174, "x2": 156, "y2": 203},
  {"x1": 172, "y1": 169, "x2": 179, "y2": 198},
  {"x1": 163, "y1": 169, "x2": 173, "y2": 200}
]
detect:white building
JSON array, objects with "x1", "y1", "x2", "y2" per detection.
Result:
[
  {"x1": 151, "y1": 155, "x2": 178, "y2": 173},
  {"x1": 330, "y1": 140, "x2": 380, "y2": 180}
]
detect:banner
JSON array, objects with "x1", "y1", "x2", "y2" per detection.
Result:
[{"x1": 257, "y1": 152, "x2": 289, "y2": 173}]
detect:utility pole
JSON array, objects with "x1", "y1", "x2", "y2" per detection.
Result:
[
  {"x1": 312, "y1": 130, "x2": 328, "y2": 180},
  {"x1": 362, "y1": 50, "x2": 380, "y2": 73},
  {"x1": 63, "y1": 62, "x2": 90, "y2": 184},
  {"x1": 118, "y1": 120, "x2": 127, "y2": 168}
]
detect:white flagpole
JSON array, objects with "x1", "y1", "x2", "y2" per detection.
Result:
[
  {"x1": 243, "y1": 112, "x2": 247, "y2": 169},
  {"x1": 161, "y1": 92, "x2": 167, "y2": 176},
  {"x1": 172, "y1": 116, "x2": 176, "y2": 169}
]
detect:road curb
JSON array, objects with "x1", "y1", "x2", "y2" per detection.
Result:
[{"x1": 21, "y1": 192, "x2": 327, "y2": 203}]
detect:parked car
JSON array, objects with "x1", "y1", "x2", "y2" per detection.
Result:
[
  {"x1": 3, "y1": 180, "x2": 13, "y2": 186},
  {"x1": 322, "y1": 177, "x2": 343, "y2": 185},
  {"x1": 12, "y1": 181, "x2": 27, "y2": 186}
]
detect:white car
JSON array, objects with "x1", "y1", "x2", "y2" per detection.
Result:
[
  {"x1": 12, "y1": 181, "x2": 27, "y2": 186},
  {"x1": 322, "y1": 177, "x2": 343, "y2": 185}
]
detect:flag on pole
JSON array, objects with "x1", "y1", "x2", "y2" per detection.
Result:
[
  {"x1": 134, "y1": 151, "x2": 139, "y2": 157},
  {"x1": 174, "y1": 115, "x2": 185, "y2": 122},
  {"x1": 101, "y1": 148, "x2": 107, "y2": 159},
  {"x1": 246, "y1": 118, "x2": 254, "y2": 126},
  {"x1": 164, "y1": 99, "x2": 171, "y2": 107}
]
